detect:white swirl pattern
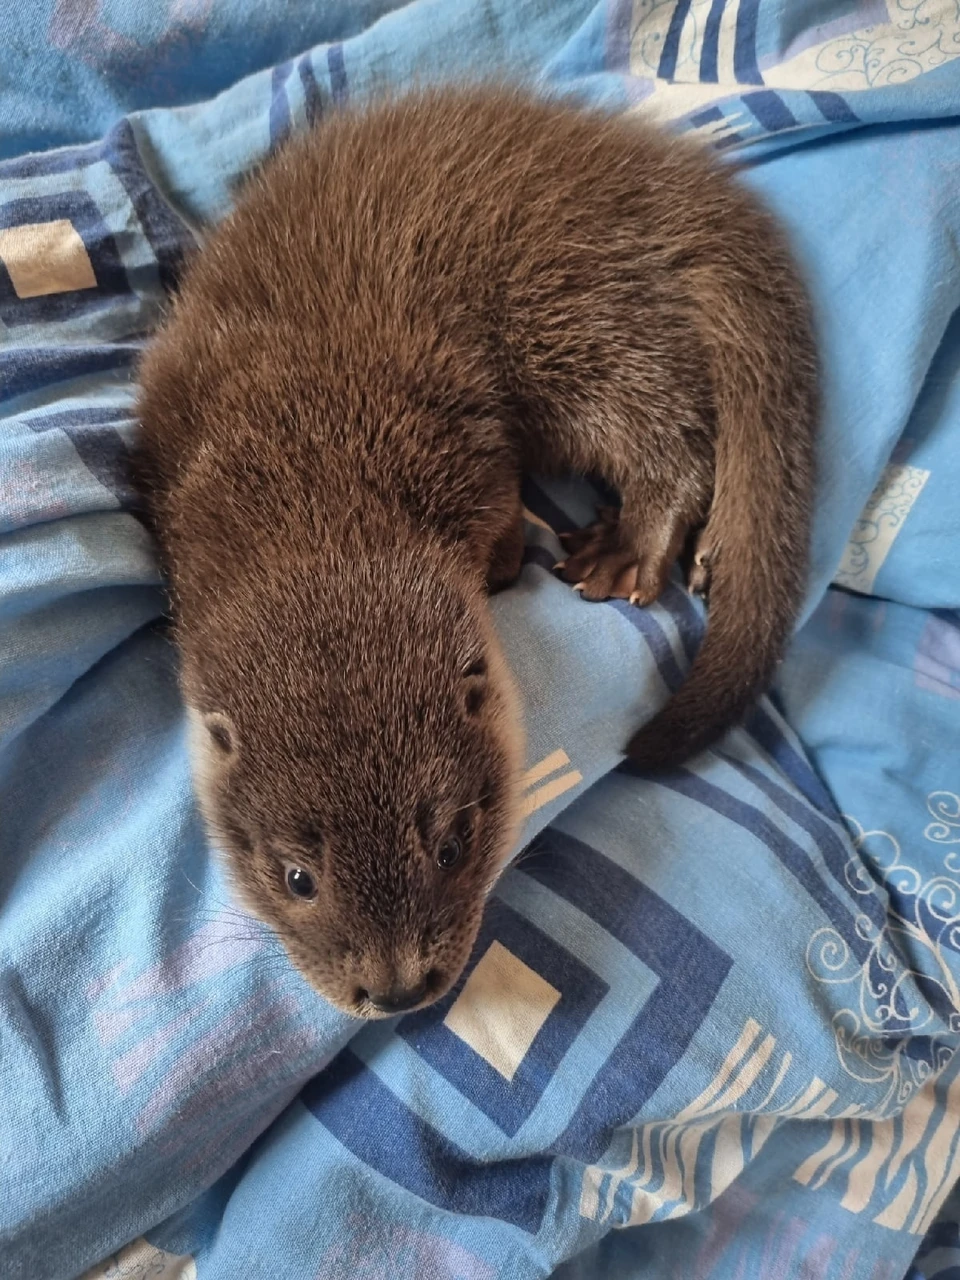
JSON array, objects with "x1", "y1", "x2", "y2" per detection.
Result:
[
  {"x1": 807, "y1": 801, "x2": 960, "y2": 1117},
  {"x1": 810, "y1": 0, "x2": 960, "y2": 90}
]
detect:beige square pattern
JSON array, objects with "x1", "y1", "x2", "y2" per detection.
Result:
[
  {"x1": 0, "y1": 220, "x2": 97, "y2": 298},
  {"x1": 443, "y1": 940, "x2": 561, "y2": 1081}
]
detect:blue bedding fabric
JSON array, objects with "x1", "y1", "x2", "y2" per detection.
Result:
[{"x1": 3, "y1": 2, "x2": 960, "y2": 1277}]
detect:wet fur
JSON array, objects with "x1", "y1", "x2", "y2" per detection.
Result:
[{"x1": 136, "y1": 86, "x2": 817, "y2": 1013}]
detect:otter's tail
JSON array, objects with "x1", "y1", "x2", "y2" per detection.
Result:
[{"x1": 626, "y1": 241, "x2": 818, "y2": 771}]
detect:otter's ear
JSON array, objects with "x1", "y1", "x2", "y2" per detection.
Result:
[
  {"x1": 186, "y1": 707, "x2": 238, "y2": 763},
  {"x1": 202, "y1": 710, "x2": 238, "y2": 757},
  {"x1": 462, "y1": 656, "x2": 487, "y2": 717}
]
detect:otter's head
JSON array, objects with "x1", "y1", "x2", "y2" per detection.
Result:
[{"x1": 180, "y1": 536, "x2": 524, "y2": 1018}]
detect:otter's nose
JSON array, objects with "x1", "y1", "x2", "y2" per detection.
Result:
[{"x1": 365, "y1": 980, "x2": 429, "y2": 1014}]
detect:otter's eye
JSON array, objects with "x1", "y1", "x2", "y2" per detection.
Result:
[
  {"x1": 437, "y1": 836, "x2": 463, "y2": 870},
  {"x1": 284, "y1": 864, "x2": 317, "y2": 900}
]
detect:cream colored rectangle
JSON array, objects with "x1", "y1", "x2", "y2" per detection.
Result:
[
  {"x1": 796, "y1": 1085, "x2": 839, "y2": 1120},
  {"x1": 794, "y1": 1118, "x2": 845, "y2": 1187},
  {"x1": 521, "y1": 770, "x2": 583, "y2": 817},
  {"x1": 0, "y1": 219, "x2": 97, "y2": 298},
  {"x1": 784, "y1": 1076, "x2": 826, "y2": 1118},
  {"x1": 909, "y1": 1071, "x2": 960, "y2": 1233},
  {"x1": 444, "y1": 940, "x2": 560, "y2": 1081},
  {"x1": 709, "y1": 1034, "x2": 776, "y2": 1114},
  {"x1": 677, "y1": 1018, "x2": 761, "y2": 1120},
  {"x1": 841, "y1": 1120, "x2": 894, "y2": 1215},
  {"x1": 79, "y1": 1240, "x2": 196, "y2": 1280},
  {"x1": 834, "y1": 464, "x2": 930, "y2": 595},
  {"x1": 716, "y1": 0, "x2": 741, "y2": 82},
  {"x1": 710, "y1": 1113, "x2": 745, "y2": 1202},
  {"x1": 522, "y1": 749, "x2": 570, "y2": 790}
]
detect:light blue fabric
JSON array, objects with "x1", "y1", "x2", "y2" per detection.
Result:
[{"x1": 3, "y1": 3, "x2": 960, "y2": 1278}]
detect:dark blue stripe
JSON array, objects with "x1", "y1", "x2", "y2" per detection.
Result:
[
  {"x1": 327, "y1": 43, "x2": 348, "y2": 104},
  {"x1": 0, "y1": 140, "x2": 101, "y2": 181},
  {"x1": 524, "y1": 830, "x2": 732, "y2": 1159},
  {"x1": 609, "y1": 600, "x2": 686, "y2": 693},
  {"x1": 520, "y1": 477, "x2": 579, "y2": 535},
  {"x1": 744, "y1": 704, "x2": 838, "y2": 816},
  {"x1": 690, "y1": 106, "x2": 724, "y2": 129},
  {"x1": 303, "y1": 1048, "x2": 552, "y2": 1232},
  {"x1": 700, "y1": 0, "x2": 727, "y2": 83},
  {"x1": 100, "y1": 119, "x2": 193, "y2": 296},
  {"x1": 639, "y1": 582, "x2": 845, "y2": 822},
  {"x1": 733, "y1": 0, "x2": 763, "y2": 85},
  {"x1": 398, "y1": 899, "x2": 608, "y2": 1137},
  {"x1": 721, "y1": 752, "x2": 885, "y2": 929},
  {"x1": 1, "y1": 343, "x2": 141, "y2": 405},
  {"x1": 897, "y1": 968, "x2": 960, "y2": 1028},
  {"x1": 743, "y1": 89, "x2": 796, "y2": 133},
  {"x1": 25, "y1": 407, "x2": 138, "y2": 506},
  {"x1": 633, "y1": 767, "x2": 871, "y2": 960},
  {"x1": 530, "y1": 542, "x2": 701, "y2": 696},
  {"x1": 657, "y1": 0, "x2": 693, "y2": 80},
  {"x1": 656, "y1": 578, "x2": 703, "y2": 664},
  {"x1": 298, "y1": 55, "x2": 324, "y2": 127},
  {"x1": 269, "y1": 60, "x2": 294, "y2": 147},
  {"x1": 913, "y1": 1218, "x2": 960, "y2": 1258},
  {"x1": 0, "y1": 189, "x2": 116, "y2": 237},
  {"x1": 807, "y1": 90, "x2": 859, "y2": 125},
  {"x1": 714, "y1": 133, "x2": 743, "y2": 151},
  {"x1": 26, "y1": 406, "x2": 129, "y2": 428},
  {"x1": 522, "y1": 545, "x2": 558, "y2": 574},
  {"x1": 307, "y1": 833, "x2": 730, "y2": 1218}
]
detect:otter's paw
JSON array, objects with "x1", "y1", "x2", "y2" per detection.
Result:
[
  {"x1": 556, "y1": 509, "x2": 661, "y2": 605},
  {"x1": 687, "y1": 533, "x2": 715, "y2": 599}
]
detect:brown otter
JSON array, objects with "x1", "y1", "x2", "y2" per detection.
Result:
[{"x1": 136, "y1": 85, "x2": 817, "y2": 1018}]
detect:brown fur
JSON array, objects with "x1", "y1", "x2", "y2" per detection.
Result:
[{"x1": 136, "y1": 85, "x2": 817, "y2": 1016}]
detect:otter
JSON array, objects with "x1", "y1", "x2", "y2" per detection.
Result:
[{"x1": 136, "y1": 86, "x2": 817, "y2": 1018}]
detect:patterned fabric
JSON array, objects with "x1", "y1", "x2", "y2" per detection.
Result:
[{"x1": 3, "y1": 2, "x2": 960, "y2": 1278}]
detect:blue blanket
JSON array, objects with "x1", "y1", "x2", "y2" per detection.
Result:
[{"x1": 3, "y1": 3, "x2": 960, "y2": 1278}]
